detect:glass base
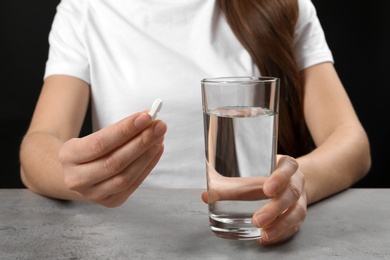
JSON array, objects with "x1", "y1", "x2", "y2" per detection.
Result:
[{"x1": 209, "y1": 217, "x2": 261, "y2": 240}]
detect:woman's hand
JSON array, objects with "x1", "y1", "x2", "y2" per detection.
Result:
[
  {"x1": 58, "y1": 112, "x2": 167, "y2": 208},
  {"x1": 201, "y1": 155, "x2": 306, "y2": 245},
  {"x1": 253, "y1": 155, "x2": 307, "y2": 245}
]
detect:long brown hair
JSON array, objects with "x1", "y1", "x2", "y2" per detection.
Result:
[{"x1": 218, "y1": 0, "x2": 314, "y2": 157}]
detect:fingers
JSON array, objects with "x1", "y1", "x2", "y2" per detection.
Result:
[
  {"x1": 59, "y1": 111, "x2": 167, "y2": 207},
  {"x1": 262, "y1": 171, "x2": 304, "y2": 220},
  {"x1": 96, "y1": 144, "x2": 165, "y2": 208},
  {"x1": 253, "y1": 168, "x2": 304, "y2": 226},
  {"x1": 62, "y1": 119, "x2": 167, "y2": 189},
  {"x1": 201, "y1": 191, "x2": 208, "y2": 203},
  {"x1": 76, "y1": 121, "x2": 165, "y2": 186},
  {"x1": 84, "y1": 143, "x2": 164, "y2": 203},
  {"x1": 259, "y1": 193, "x2": 307, "y2": 245},
  {"x1": 60, "y1": 112, "x2": 152, "y2": 164},
  {"x1": 251, "y1": 155, "x2": 307, "y2": 245},
  {"x1": 263, "y1": 156, "x2": 299, "y2": 197},
  {"x1": 252, "y1": 156, "x2": 302, "y2": 228}
]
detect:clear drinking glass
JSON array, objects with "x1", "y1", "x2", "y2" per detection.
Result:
[{"x1": 201, "y1": 76, "x2": 280, "y2": 240}]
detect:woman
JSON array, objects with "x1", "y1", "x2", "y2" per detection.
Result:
[{"x1": 19, "y1": 0, "x2": 371, "y2": 245}]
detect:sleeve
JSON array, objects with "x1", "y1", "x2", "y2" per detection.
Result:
[
  {"x1": 44, "y1": 0, "x2": 90, "y2": 84},
  {"x1": 294, "y1": 0, "x2": 334, "y2": 71}
]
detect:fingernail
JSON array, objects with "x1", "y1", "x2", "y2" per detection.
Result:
[
  {"x1": 265, "y1": 181, "x2": 279, "y2": 195},
  {"x1": 153, "y1": 121, "x2": 167, "y2": 136},
  {"x1": 254, "y1": 213, "x2": 271, "y2": 227},
  {"x1": 263, "y1": 227, "x2": 277, "y2": 241},
  {"x1": 134, "y1": 113, "x2": 151, "y2": 130}
]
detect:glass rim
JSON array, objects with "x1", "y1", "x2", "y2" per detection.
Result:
[{"x1": 201, "y1": 76, "x2": 279, "y2": 84}]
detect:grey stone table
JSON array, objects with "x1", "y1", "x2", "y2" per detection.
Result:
[{"x1": 1, "y1": 188, "x2": 389, "y2": 259}]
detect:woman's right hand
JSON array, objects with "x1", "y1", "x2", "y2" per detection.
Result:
[{"x1": 58, "y1": 112, "x2": 167, "y2": 208}]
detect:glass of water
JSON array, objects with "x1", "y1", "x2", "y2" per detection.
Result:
[{"x1": 201, "y1": 76, "x2": 280, "y2": 240}]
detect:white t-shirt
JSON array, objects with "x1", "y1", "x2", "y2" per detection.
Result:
[{"x1": 44, "y1": 0, "x2": 333, "y2": 189}]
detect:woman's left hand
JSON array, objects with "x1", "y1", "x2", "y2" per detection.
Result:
[{"x1": 253, "y1": 155, "x2": 307, "y2": 245}]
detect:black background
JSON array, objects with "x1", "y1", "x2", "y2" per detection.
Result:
[{"x1": 1, "y1": 1, "x2": 389, "y2": 188}]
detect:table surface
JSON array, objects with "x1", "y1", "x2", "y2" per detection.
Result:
[{"x1": 1, "y1": 188, "x2": 389, "y2": 260}]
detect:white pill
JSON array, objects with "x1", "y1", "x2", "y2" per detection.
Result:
[{"x1": 148, "y1": 98, "x2": 163, "y2": 120}]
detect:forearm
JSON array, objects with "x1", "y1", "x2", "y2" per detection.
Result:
[
  {"x1": 297, "y1": 124, "x2": 371, "y2": 205},
  {"x1": 20, "y1": 132, "x2": 85, "y2": 201}
]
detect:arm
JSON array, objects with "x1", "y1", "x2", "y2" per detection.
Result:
[
  {"x1": 20, "y1": 75, "x2": 90, "y2": 200},
  {"x1": 20, "y1": 75, "x2": 167, "y2": 207},
  {"x1": 252, "y1": 62, "x2": 371, "y2": 244},
  {"x1": 299, "y1": 62, "x2": 371, "y2": 204}
]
